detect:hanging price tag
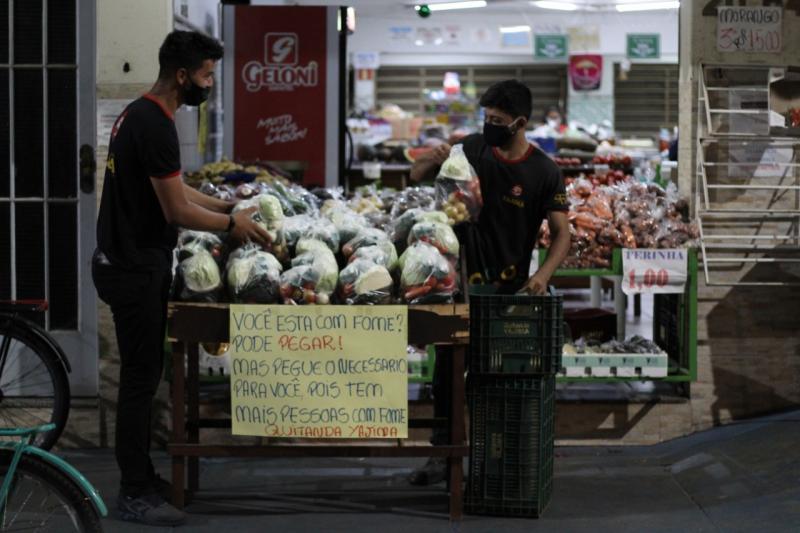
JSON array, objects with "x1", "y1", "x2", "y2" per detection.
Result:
[{"x1": 622, "y1": 249, "x2": 687, "y2": 295}]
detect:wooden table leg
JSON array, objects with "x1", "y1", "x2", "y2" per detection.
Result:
[
  {"x1": 187, "y1": 343, "x2": 200, "y2": 498},
  {"x1": 171, "y1": 341, "x2": 186, "y2": 509},
  {"x1": 448, "y1": 344, "x2": 466, "y2": 521}
]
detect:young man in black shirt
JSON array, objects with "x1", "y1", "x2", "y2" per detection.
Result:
[
  {"x1": 408, "y1": 80, "x2": 570, "y2": 484},
  {"x1": 93, "y1": 31, "x2": 270, "y2": 526}
]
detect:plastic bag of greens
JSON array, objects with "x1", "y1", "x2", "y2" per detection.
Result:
[
  {"x1": 350, "y1": 244, "x2": 398, "y2": 272},
  {"x1": 342, "y1": 228, "x2": 391, "y2": 258},
  {"x1": 435, "y1": 144, "x2": 482, "y2": 224},
  {"x1": 225, "y1": 247, "x2": 282, "y2": 303},
  {"x1": 176, "y1": 249, "x2": 223, "y2": 303},
  {"x1": 407, "y1": 221, "x2": 460, "y2": 258},
  {"x1": 281, "y1": 214, "x2": 315, "y2": 250},
  {"x1": 388, "y1": 186, "x2": 437, "y2": 219},
  {"x1": 176, "y1": 230, "x2": 225, "y2": 264},
  {"x1": 399, "y1": 242, "x2": 457, "y2": 304},
  {"x1": 302, "y1": 219, "x2": 340, "y2": 253},
  {"x1": 279, "y1": 259, "x2": 338, "y2": 305},
  {"x1": 327, "y1": 207, "x2": 369, "y2": 245},
  {"x1": 338, "y1": 259, "x2": 393, "y2": 305}
]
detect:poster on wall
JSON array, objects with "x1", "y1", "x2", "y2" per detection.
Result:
[
  {"x1": 569, "y1": 54, "x2": 603, "y2": 91},
  {"x1": 229, "y1": 6, "x2": 336, "y2": 187},
  {"x1": 535, "y1": 34, "x2": 568, "y2": 60},
  {"x1": 627, "y1": 34, "x2": 660, "y2": 59}
]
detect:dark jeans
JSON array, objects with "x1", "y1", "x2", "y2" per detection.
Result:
[{"x1": 92, "y1": 257, "x2": 172, "y2": 496}]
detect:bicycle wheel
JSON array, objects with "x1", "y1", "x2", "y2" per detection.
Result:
[
  {"x1": 0, "y1": 449, "x2": 103, "y2": 532},
  {"x1": 0, "y1": 317, "x2": 70, "y2": 450}
]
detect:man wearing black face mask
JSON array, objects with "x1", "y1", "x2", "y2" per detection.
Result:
[
  {"x1": 407, "y1": 80, "x2": 570, "y2": 485},
  {"x1": 93, "y1": 31, "x2": 271, "y2": 526},
  {"x1": 412, "y1": 79, "x2": 570, "y2": 294}
]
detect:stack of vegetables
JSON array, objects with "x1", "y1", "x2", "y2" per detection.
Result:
[{"x1": 172, "y1": 157, "x2": 697, "y2": 304}]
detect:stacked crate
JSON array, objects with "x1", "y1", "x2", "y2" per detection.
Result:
[{"x1": 465, "y1": 286, "x2": 563, "y2": 518}]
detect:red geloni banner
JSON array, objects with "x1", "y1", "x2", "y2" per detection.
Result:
[
  {"x1": 569, "y1": 54, "x2": 603, "y2": 92},
  {"x1": 233, "y1": 6, "x2": 328, "y2": 185}
]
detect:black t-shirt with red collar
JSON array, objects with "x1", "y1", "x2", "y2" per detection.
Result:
[
  {"x1": 96, "y1": 94, "x2": 181, "y2": 271},
  {"x1": 458, "y1": 133, "x2": 568, "y2": 285}
]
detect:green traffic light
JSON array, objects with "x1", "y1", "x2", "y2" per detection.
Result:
[{"x1": 417, "y1": 4, "x2": 431, "y2": 18}]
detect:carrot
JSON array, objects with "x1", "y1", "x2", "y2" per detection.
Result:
[{"x1": 404, "y1": 285, "x2": 432, "y2": 301}]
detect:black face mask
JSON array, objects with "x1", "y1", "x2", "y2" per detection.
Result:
[
  {"x1": 182, "y1": 77, "x2": 210, "y2": 107},
  {"x1": 483, "y1": 120, "x2": 519, "y2": 148}
]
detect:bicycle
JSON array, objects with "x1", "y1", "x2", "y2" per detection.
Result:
[
  {"x1": 0, "y1": 423, "x2": 107, "y2": 532},
  {"x1": 0, "y1": 301, "x2": 71, "y2": 450}
]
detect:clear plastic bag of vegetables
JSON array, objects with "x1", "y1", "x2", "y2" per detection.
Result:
[
  {"x1": 338, "y1": 259, "x2": 393, "y2": 305},
  {"x1": 280, "y1": 239, "x2": 338, "y2": 304},
  {"x1": 407, "y1": 221, "x2": 460, "y2": 258},
  {"x1": 175, "y1": 249, "x2": 223, "y2": 303},
  {"x1": 326, "y1": 207, "x2": 369, "y2": 245},
  {"x1": 176, "y1": 230, "x2": 225, "y2": 265},
  {"x1": 350, "y1": 244, "x2": 398, "y2": 272},
  {"x1": 225, "y1": 246, "x2": 282, "y2": 303},
  {"x1": 399, "y1": 241, "x2": 458, "y2": 304},
  {"x1": 435, "y1": 144, "x2": 482, "y2": 224},
  {"x1": 342, "y1": 228, "x2": 391, "y2": 258},
  {"x1": 302, "y1": 219, "x2": 340, "y2": 253},
  {"x1": 280, "y1": 214, "x2": 315, "y2": 250},
  {"x1": 230, "y1": 196, "x2": 289, "y2": 261}
]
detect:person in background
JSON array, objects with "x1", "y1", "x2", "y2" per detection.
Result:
[
  {"x1": 532, "y1": 105, "x2": 568, "y2": 138},
  {"x1": 92, "y1": 31, "x2": 270, "y2": 526},
  {"x1": 407, "y1": 80, "x2": 571, "y2": 484}
]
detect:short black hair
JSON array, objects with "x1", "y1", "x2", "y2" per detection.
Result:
[
  {"x1": 479, "y1": 80, "x2": 532, "y2": 120},
  {"x1": 158, "y1": 31, "x2": 223, "y2": 79}
]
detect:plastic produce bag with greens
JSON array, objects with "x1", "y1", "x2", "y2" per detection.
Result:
[
  {"x1": 176, "y1": 230, "x2": 225, "y2": 264},
  {"x1": 175, "y1": 249, "x2": 223, "y2": 302},
  {"x1": 225, "y1": 246, "x2": 282, "y2": 303},
  {"x1": 338, "y1": 259, "x2": 393, "y2": 305},
  {"x1": 280, "y1": 239, "x2": 338, "y2": 304},
  {"x1": 407, "y1": 221, "x2": 460, "y2": 258},
  {"x1": 435, "y1": 144, "x2": 482, "y2": 224},
  {"x1": 350, "y1": 244, "x2": 398, "y2": 272},
  {"x1": 302, "y1": 219, "x2": 340, "y2": 253},
  {"x1": 326, "y1": 207, "x2": 369, "y2": 245},
  {"x1": 342, "y1": 228, "x2": 392, "y2": 259},
  {"x1": 399, "y1": 241, "x2": 458, "y2": 304}
]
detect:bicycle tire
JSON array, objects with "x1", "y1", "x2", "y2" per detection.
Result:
[
  {"x1": 0, "y1": 449, "x2": 103, "y2": 532},
  {"x1": 0, "y1": 316, "x2": 71, "y2": 450}
]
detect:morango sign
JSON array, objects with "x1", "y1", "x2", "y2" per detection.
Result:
[{"x1": 233, "y1": 7, "x2": 329, "y2": 186}]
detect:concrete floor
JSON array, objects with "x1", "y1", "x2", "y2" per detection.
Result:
[{"x1": 61, "y1": 408, "x2": 800, "y2": 533}]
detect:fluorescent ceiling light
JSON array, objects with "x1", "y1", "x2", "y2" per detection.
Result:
[
  {"x1": 415, "y1": 1, "x2": 487, "y2": 12},
  {"x1": 616, "y1": 1, "x2": 679, "y2": 11},
  {"x1": 531, "y1": 1, "x2": 579, "y2": 11},
  {"x1": 500, "y1": 25, "x2": 532, "y2": 33}
]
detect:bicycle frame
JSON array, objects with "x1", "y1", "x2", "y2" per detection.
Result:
[{"x1": 0, "y1": 424, "x2": 107, "y2": 517}]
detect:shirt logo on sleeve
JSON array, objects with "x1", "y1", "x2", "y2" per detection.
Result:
[
  {"x1": 553, "y1": 193, "x2": 568, "y2": 206},
  {"x1": 110, "y1": 111, "x2": 127, "y2": 141},
  {"x1": 511, "y1": 185, "x2": 523, "y2": 197}
]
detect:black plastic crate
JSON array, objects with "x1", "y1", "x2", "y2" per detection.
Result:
[
  {"x1": 466, "y1": 374, "x2": 555, "y2": 518},
  {"x1": 469, "y1": 285, "x2": 563, "y2": 375}
]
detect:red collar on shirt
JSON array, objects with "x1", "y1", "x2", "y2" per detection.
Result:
[
  {"x1": 492, "y1": 143, "x2": 535, "y2": 164},
  {"x1": 142, "y1": 93, "x2": 175, "y2": 121}
]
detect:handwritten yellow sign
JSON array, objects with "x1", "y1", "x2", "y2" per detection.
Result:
[{"x1": 229, "y1": 305, "x2": 409, "y2": 439}]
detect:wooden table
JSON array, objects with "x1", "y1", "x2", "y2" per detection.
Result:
[{"x1": 167, "y1": 302, "x2": 470, "y2": 519}]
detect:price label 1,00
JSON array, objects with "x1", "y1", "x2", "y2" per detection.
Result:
[{"x1": 622, "y1": 249, "x2": 687, "y2": 295}]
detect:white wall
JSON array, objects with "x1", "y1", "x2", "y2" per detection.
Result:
[
  {"x1": 350, "y1": 10, "x2": 679, "y2": 66},
  {"x1": 97, "y1": 0, "x2": 173, "y2": 90}
]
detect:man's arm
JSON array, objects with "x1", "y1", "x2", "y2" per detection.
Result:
[
  {"x1": 150, "y1": 176, "x2": 271, "y2": 246},
  {"x1": 523, "y1": 210, "x2": 570, "y2": 294},
  {"x1": 183, "y1": 182, "x2": 233, "y2": 213},
  {"x1": 410, "y1": 143, "x2": 451, "y2": 182}
]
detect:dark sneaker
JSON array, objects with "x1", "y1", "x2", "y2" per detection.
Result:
[
  {"x1": 117, "y1": 492, "x2": 186, "y2": 526},
  {"x1": 408, "y1": 457, "x2": 447, "y2": 486}
]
